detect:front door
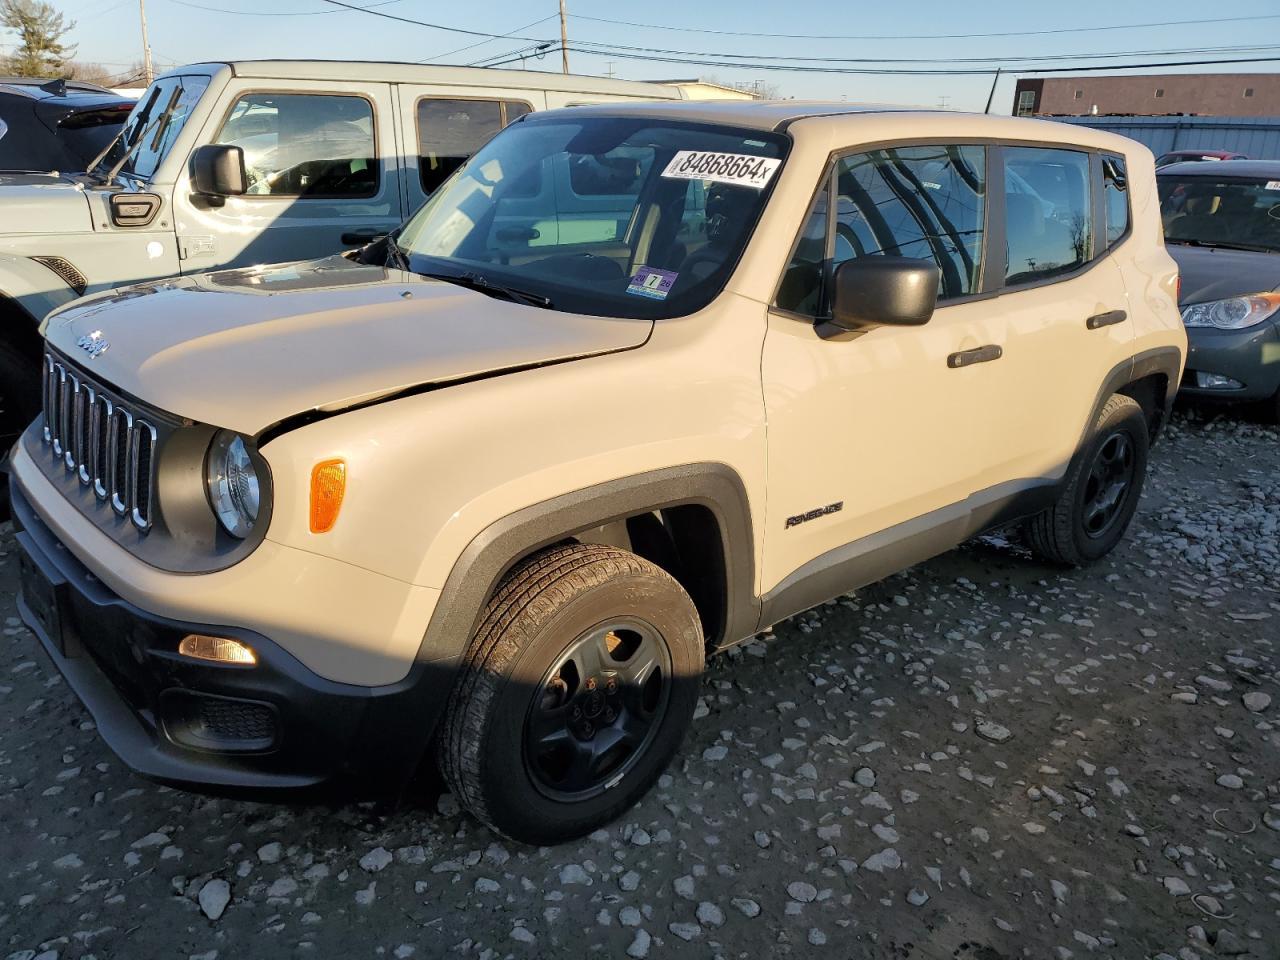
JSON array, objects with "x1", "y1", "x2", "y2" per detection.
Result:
[
  {"x1": 173, "y1": 81, "x2": 403, "y2": 272},
  {"x1": 761, "y1": 143, "x2": 1004, "y2": 596}
]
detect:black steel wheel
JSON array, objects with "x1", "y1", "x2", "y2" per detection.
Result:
[
  {"x1": 524, "y1": 620, "x2": 672, "y2": 801},
  {"x1": 440, "y1": 543, "x2": 703, "y2": 845},
  {"x1": 1081, "y1": 430, "x2": 1137, "y2": 539},
  {"x1": 1026, "y1": 393, "x2": 1149, "y2": 566}
]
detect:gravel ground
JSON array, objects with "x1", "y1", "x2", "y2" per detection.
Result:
[{"x1": 2, "y1": 409, "x2": 1278, "y2": 960}]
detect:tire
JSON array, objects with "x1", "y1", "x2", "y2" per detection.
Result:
[
  {"x1": 1025, "y1": 393, "x2": 1149, "y2": 566},
  {"x1": 439, "y1": 543, "x2": 704, "y2": 845},
  {"x1": 0, "y1": 338, "x2": 42, "y2": 520},
  {"x1": 0, "y1": 338, "x2": 40, "y2": 451}
]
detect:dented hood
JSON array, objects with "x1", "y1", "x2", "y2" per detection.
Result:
[{"x1": 43, "y1": 256, "x2": 652, "y2": 435}]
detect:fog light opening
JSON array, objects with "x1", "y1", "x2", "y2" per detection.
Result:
[
  {"x1": 1194, "y1": 371, "x2": 1243, "y2": 390},
  {"x1": 178, "y1": 634, "x2": 257, "y2": 666}
]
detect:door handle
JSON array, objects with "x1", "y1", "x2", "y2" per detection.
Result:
[
  {"x1": 948, "y1": 344, "x2": 1003, "y2": 368},
  {"x1": 1086, "y1": 309, "x2": 1127, "y2": 330},
  {"x1": 340, "y1": 229, "x2": 386, "y2": 246}
]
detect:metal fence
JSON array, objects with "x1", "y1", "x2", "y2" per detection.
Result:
[{"x1": 1055, "y1": 115, "x2": 1280, "y2": 161}]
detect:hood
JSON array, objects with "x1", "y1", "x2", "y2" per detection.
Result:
[
  {"x1": 43, "y1": 256, "x2": 652, "y2": 435},
  {"x1": 1168, "y1": 243, "x2": 1280, "y2": 305},
  {"x1": 0, "y1": 172, "x2": 93, "y2": 233}
]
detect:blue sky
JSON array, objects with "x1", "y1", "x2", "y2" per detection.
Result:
[{"x1": 25, "y1": 0, "x2": 1280, "y2": 111}]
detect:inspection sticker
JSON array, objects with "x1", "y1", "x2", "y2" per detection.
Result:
[
  {"x1": 1266, "y1": 181, "x2": 1280, "y2": 190},
  {"x1": 661, "y1": 151, "x2": 780, "y2": 189},
  {"x1": 627, "y1": 267, "x2": 678, "y2": 300}
]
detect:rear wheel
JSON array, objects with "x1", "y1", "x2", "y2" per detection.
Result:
[
  {"x1": 439, "y1": 543, "x2": 703, "y2": 844},
  {"x1": 1025, "y1": 393, "x2": 1149, "y2": 566}
]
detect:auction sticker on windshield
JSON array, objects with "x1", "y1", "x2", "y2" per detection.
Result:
[{"x1": 662, "y1": 151, "x2": 780, "y2": 189}]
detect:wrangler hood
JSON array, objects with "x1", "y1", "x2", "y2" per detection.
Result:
[
  {"x1": 43, "y1": 256, "x2": 652, "y2": 435},
  {"x1": 0, "y1": 172, "x2": 93, "y2": 234}
]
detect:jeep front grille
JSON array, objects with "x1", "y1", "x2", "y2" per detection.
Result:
[{"x1": 41, "y1": 353, "x2": 157, "y2": 531}]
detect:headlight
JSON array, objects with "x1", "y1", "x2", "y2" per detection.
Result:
[
  {"x1": 1181, "y1": 293, "x2": 1280, "y2": 330},
  {"x1": 206, "y1": 431, "x2": 261, "y2": 538}
]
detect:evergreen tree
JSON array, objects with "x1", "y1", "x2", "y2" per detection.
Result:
[{"x1": 1, "y1": 0, "x2": 77, "y2": 78}]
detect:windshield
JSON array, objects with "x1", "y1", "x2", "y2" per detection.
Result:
[
  {"x1": 98, "y1": 75, "x2": 210, "y2": 181},
  {"x1": 395, "y1": 115, "x2": 789, "y2": 319},
  {"x1": 1159, "y1": 175, "x2": 1280, "y2": 253}
]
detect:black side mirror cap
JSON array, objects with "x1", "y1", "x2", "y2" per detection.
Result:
[
  {"x1": 829, "y1": 256, "x2": 940, "y2": 332},
  {"x1": 191, "y1": 144, "x2": 247, "y2": 200}
]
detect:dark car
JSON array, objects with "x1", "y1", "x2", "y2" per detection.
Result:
[
  {"x1": 0, "y1": 77, "x2": 135, "y2": 172},
  {"x1": 1155, "y1": 149, "x2": 1248, "y2": 168},
  {"x1": 1158, "y1": 159, "x2": 1280, "y2": 419}
]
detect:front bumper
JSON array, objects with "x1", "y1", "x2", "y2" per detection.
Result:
[
  {"x1": 12, "y1": 478, "x2": 447, "y2": 796},
  {"x1": 1177, "y1": 320, "x2": 1280, "y2": 401}
]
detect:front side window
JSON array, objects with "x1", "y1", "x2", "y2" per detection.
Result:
[
  {"x1": 1159, "y1": 175, "x2": 1280, "y2": 253},
  {"x1": 100, "y1": 74, "x2": 210, "y2": 181},
  {"x1": 215, "y1": 93, "x2": 376, "y2": 197},
  {"x1": 1103, "y1": 155, "x2": 1130, "y2": 248},
  {"x1": 396, "y1": 116, "x2": 788, "y2": 319},
  {"x1": 1004, "y1": 147, "x2": 1092, "y2": 284},
  {"x1": 417, "y1": 98, "x2": 531, "y2": 194},
  {"x1": 777, "y1": 144, "x2": 987, "y2": 315}
]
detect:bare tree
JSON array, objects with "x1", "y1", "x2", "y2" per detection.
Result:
[{"x1": 1, "y1": 0, "x2": 77, "y2": 78}]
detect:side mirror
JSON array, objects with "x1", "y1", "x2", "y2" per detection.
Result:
[
  {"x1": 191, "y1": 144, "x2": 247, "y2": 200},
  {"x1": 830, "y1": 257, "x2": 940, "y2": 332}
]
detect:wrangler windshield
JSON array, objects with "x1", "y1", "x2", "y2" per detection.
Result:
[
  {"x1": 395, "y1": 116, "x2": 789, "y2": 319},
  {"x1": 1159, "y1": 175, "x2": 1280, "y2": 253},
  {"x1": 98, "y1": 74, "x2": 209, "y2": 181}
]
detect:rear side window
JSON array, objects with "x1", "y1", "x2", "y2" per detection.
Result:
[
  {"x1": 417, "y1": 98, "x2": 531, "y2": 194},
  {"x1": 216, "y1": 93, "x2": 377, "y2": 198},
  {"x1": 777, "y1": 144, "x2": 987, "y2": 314},
  {"x1": 1003, "y1": 147, "x2": 1092, "y2": 284},
  {"x1": 1103, "y1": 155, "x2": 1129, "y2": 248}
]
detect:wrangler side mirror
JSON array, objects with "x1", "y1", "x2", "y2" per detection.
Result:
[
  {"x1": 829, "y1": 257, "x2": 940, "y2": 332},
  {"x1": 191, "y1": 144, "x2": 247, "y2": 201}
]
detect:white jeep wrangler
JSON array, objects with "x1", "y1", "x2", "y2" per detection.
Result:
[{"x1": 13, "y1": 101, "x2": 1185, "y2": 844}]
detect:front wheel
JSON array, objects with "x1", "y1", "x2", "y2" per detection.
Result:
[
  {"x1": 439, "y1": 543, "x2": 704, "y2": 845},
  {"x1": 1025, "y1": 393, "x2": 1149, "y2": 566}
]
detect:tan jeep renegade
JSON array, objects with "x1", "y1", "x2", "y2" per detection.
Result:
[{"x1": 13, "y1": 101, "x2": 1184, "y2": 844}]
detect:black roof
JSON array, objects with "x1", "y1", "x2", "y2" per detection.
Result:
[{"x1": 1157, "y1": 159, "x2": 1280, "y2": 178}]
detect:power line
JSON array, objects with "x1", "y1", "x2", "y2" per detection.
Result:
[
  {"x1": 420, "y1": 14, "x2": 557, "y2": 63},
  {"x1": 566, "y1": 39, "x2": 1280, "y2": 66},
  {"x1": 534, "y1": 47, "x2": 1280, "y2": 77},
  {"x1": 304, "y1": 4, "x2": 1280, "y2": 73},
  {"x1": 166, "y1": 0, "x2": 402, "y2": 16},
  {"x1": 317, "y1": 0, "x2": 544, "y2": 40},
  {"x1": 569, "y1": 12, "x2": 1280, "y2": 42}
]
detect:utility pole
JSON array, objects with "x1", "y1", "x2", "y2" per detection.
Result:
[
  {"x1": 558, "y1": 0, "x2": 569, "y2": 75},
  {"x1": 139, "y1": 0, "x2": 154, "y2": 85}
]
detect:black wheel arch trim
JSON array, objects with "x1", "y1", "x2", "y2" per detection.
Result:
[{"x1": 414, "y1": 462, "x2": 759, "y2": 671}]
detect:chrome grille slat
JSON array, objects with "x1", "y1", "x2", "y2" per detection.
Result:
[{"x1": 39, "y1": 350, "x2": 157, "y2": 532}]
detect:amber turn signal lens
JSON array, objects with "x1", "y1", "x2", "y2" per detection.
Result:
[
  {"x1": 309, "y1": 459, "x2": 347, "y2": 533},
  {"x1": 178, "y1": 634, "x2": 257, "y2": 665}
]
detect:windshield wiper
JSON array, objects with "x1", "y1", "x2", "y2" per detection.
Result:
[
  {"x1": 1166, "y1": 237, "x2": 1275, "y2": 254},
  {"x1": 384, "y1": 234, "x2": 409, "y2": 271},
  {"x1": 423, "y1": 271, "x2": 553, "y2": 309}
]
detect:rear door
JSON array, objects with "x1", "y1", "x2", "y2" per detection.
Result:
[
  {"x1": 173, "y1": 80, "x2": 403, "y2": 271},
  {"x1": 977, "y1": 145, "x2": 1135, "y2": 486},
  {"x1": 396, "y1": 86, "x2": 545, "y2": 213}
]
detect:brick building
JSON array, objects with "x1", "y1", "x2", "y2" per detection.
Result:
[{"x1": 1013, "y1": 73, "x2": 1280, "y2": 117}]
